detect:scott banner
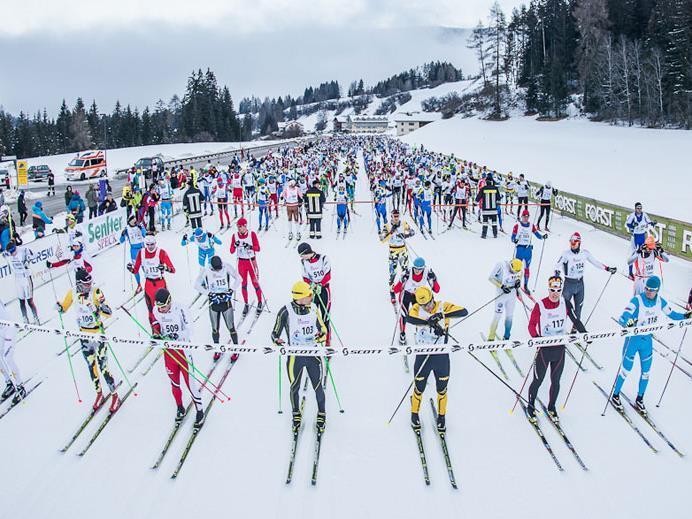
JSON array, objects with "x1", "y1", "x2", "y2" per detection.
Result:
[{"x1": 528, "y1": 182, "x2": 692, "y2": 261}]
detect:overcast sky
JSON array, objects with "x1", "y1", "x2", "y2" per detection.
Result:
[{"x1": 1, "y1": 0, "x2": 526, "y2": 115}]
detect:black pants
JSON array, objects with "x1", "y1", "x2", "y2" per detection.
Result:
[
  {"x1": 449, "y1": 199, "x2": 467, "y2": 227},
  {"x1": 536, "y1": 203, "x2": 551, "y2": 228},
  {"x1": 89, "y1": 206, "x2": 97, "y2": 219},
  {"x1": 528, "y1": 345, "x2": 565, "y2": 411},
  {"x1": 517, "y1": 196, "x2": 529, "y2": 218},
  {"x1": 481, "y1": 212, "x2": 498, "y2": 238},
  {"x1": 19, "y1": 211, "x2": 27, "y2": 226},
  {"x1": 47, "y1": 185, "x2": 55, "y2": 196},
  {"x1": 308, "y1": 218, "x2": 322, "y2": 238},
  {"x1": 399, "y1": 290, "x2": 416, "y2": 333},
  {"x1": 287, "y1": 356, "x2": 325, "y2": 414},
  {"x1": 189, "y1": 216, "x2": 202, "y2": 229},
  {"x1": 562, "y1": 278, "x2": 584, "y2": 322},
  {"x1": 412, "y1": 354, "x2": 450, "y2": 416},
  {"x1": 148, "y1": 207, "x2": 156, "y2": 232},
  {"x1": 209, "y1": 301, "x2": 238, "y2": 344},
  {"x1": 392, "y1": 187, "x2": 401, "y2": 210}
]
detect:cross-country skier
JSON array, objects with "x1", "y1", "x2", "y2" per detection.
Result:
[
  {"x1": 229, "y1": 218, "x2": 263, "y2": 317},
  {"x1": 511, "y1": 209, "x2": 547, "y2": 293},
  {"x1": 535, "y1": 181, "x2": 557, "y2": 231},
  {"x1": 526, "y1": 275, "x2": 587, "y2": 423},
  {"x1": 0, "y1": 299, "x2": 26, "y2": 404},
  {"x1": 119, "y1": 214, "x2": 147, "y2": 289},
  {"x1": 256, "y1": 178, "x2": 271, "y2": 231},
  {"x1": 406, "y1": 285, "x2": 467, "y2": 432},
  {"x1": 182, "y1": 180, "x2": 203, "y2": 230},
  {"x1": 305, "y1": 180, "x2": 326, "y2": 239},
  {"x1": 129, "y1": 233, "x2": 175, "y2": 326},
  {"x1": 488, "y1": 258, "x2": 524, "y2": 341},
  {"x1": 212, "y1": 177, "x2": 231, "y2": 230},
  {"x1": 271, "y1": 281, "x2": 328, "y2": 432},
  {"x1": 417, "y1": 181, "x2": 434, "y2": 234},
  {"x1": 392, "y1": 257, "x2": 440, "y2": 345},
  {"x1": 4, "y1": 240, "x2": 40, "y2": 324},
  {"x1": 46, "y1": 239, "x2": 93, "y2": 281},
  {"x1": 380, "y1": 209, "x2": 415, "y2": 303},
  {"x1": 298, "y1": 242, "x2": 332, "y2": 345},
  {"x1": 476, "y1": 173, "x2": 500, "y2": 238},
  {"x1": 448, "y1": 178, "x2": 470, "y2": 229},
  {"x1": 181, "y1": 227, "x2": 222, "y2": 268},
  {"x1": 515, "y1": 173, "x2": 530, "y2": 218},
  {"x1": 57, "y1": 268, "x2": 120, "y2": 411},
  {"x1": 628, "y1": 235, "x2": 669, "y2": 295},
  {"x1": 373, "y1": 179, "x2": 391, "y2": 233},
  {"x1": 625, "y1": 202, "x2": 657, "y2": 279},
  {"x1": 280, "y1": 179, "x2": 302, "y2": 240},
  {"x1": 195, "y1": 255, "x2": 241, "y2": 362},
  {"x1": 152, "y1": 288, "x2": 205, "y2": 428},
  {"x1": 158, "y1": 175, "x2": 174, "y2": 230},
  {"x1": 554, "y1": 232, "x2": 616, "y2": 324},
  {"x1": 334, "y1": 184, "x2": 350, "y2": 235},
  {"x1": 610, "y1": 276, "x2": 689, "y2": 414}
]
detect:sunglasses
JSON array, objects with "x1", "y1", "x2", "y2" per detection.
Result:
[
  {"x1": 644, "y1": 287, "x2": 659, "y2": 292},
  {"x1": 549, "y1": 288, "x2": 562, "y2": 293}
]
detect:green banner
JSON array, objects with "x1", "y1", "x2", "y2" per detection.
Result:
[{"x1": 527, "y1": 182, "x2": 692, "y2": 261}]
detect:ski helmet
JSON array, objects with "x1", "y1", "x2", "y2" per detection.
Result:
[
  {"x1": 413, "y1": 257, "x2": 426, "y2": 270},
  {"x1": 210, "y1": 256, "x2": 223, "y2": 271},
  {"x1": 645, "y1": 276, "x2": 661, "y2": 292},
  {"x1": 75, "y1": 268, "x2": 92, "y2": 293},
  {"x1": 154, "y1": 288, "x2": 171, "y2": 308},
  {"x1": 297, "y1": 242, "x2": 313, "y2": 257},
  {"x1": 194, "y1": 227, "x2": 204, "y2": 240},
  {"x1": 510, "y1": 259, "x2": 523, "y2": 273},
  {"x1": 415, "y1": 286, "x2": 433, "y2": 305},
  {"x1": 291, "y1": 281, "x2": 313, "y2": 301}
]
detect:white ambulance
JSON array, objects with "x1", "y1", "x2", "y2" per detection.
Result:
[{"x1": 65, "y1": 150, "x2": 107, "y2": 181}]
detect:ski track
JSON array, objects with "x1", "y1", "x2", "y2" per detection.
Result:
[{"x1": 1, "y1": 145, "x2": 691, "y2": 519}]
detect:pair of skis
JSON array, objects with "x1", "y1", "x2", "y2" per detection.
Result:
[
  {"x1": 0, "y1": 379, "x2": 44, "y2": 421},
  {"x1": 593, "y1": 381, "x2": 684, "y2": 456},
  {"x1": 285, "y1": 396, "x2": 327, "y2": 486},
  {"x1": 411, "y1": 399, "x2": 457, "y2": 488}
]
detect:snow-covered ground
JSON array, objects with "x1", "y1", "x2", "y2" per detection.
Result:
[
  {"x1": 400, "y1": 115, "x2": 692, "y2": 222},
  {"x1": 1, "y1": 151, "x2": 691, "y2": 519},
  {"x1": 23, "y1": 141, "x2": 280, "y2": 186}
]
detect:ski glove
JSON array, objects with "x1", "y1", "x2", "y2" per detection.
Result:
[
  {"x1": 428, "y1": 312, "x2": 445, "y2": 325},
  {"x1": 606, "y1": 266, "x2": 617, "y2": 274},
  {"x1": 55, "y1": 302, "x2": 64, "y2": 313},
  {"x1": 514, "y1": 279, "x2": 521, "y2": 288},
  {"x1": 625, "y1": 318, "x2": 636, "y2": 327},
  {"x1": 432, "y1": 323, "x2": 446, "y2": 337},
  {"x1": 502, "y1": 285, "x2": 512, "y2": 294},
  {"x1": 312, "y1": 284, "x2": 322, "y2": 296}
]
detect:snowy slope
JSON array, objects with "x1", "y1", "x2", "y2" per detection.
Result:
[
  {"x1": 1, "y1": 153, "x2": 691, "y2": 519},
  {"x1": 399, "y1": 115, "x2": 692, "y2": 221}
]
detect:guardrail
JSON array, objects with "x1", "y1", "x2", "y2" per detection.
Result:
[{"x1": 112, "y1": 138, "x2": 310, "y2": 177}]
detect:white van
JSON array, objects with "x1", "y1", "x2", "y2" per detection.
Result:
[{"x1": 65, "y1": 150, "x2": 107, "y2": 181}]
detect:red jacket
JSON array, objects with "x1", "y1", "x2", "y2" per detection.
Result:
[{"x1": 132, "y1": 248, "x2": 175, "y2": 277}]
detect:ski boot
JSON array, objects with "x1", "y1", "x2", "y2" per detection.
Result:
[
  {"x1": 523, "y1": 285, "x2": 531, "y2": 296},
  {"x1": 109, "y1": 392, "x2": 121, "y2": 413},
  {"x1": 310, "y1": 231, "x2": 315, "y2": 239},
  {"x1": 175, "y1": 405, "x2": 186, "y2": 424},
  {"x1": 256, "y1": 301, "x2": 263, "y2": 315},
  {"x1": 411, "y1": 412, "x2": 421, "y2": 431},
  {"x1": 436, "y1": 413, "x2": 446, "y2": 433},
  {"x1": 525, "y1": 403, "x2": 538, "y2": 424},
  {"x1": 194, "y1": 410, "x2": 205, "y2": 430},
  {"x1": 611, "y1": 393, "x2": 624, "y2": 412},
  {"x1": 92, "y1": 390, "x2": 104, "y2": 411},
  {"x1": 213, "y1": 352, "x2": 221, "y2": 362},
  {"x1": 316, "y1": 412, "x2": 326, "y2": 434},
  {"x1": 1, "y1": 382, "x2": 15, "y2": 400},
  {"x1": 231, "y1": 353, "x2": 239, "y2": 362},
  {"x1": 296, "y1": 232, "x2": 301, "y2": 240},
  {"x1": 11, "y1": 385, "x2": 26, "y2": 405},
  {"x1": 242, "y1": 303, "x2": 250, "y2": 317},
  {"x1": 399, "y1": 331, "x2": 406, "y2": 345},
  {"x1": 292, "y1": 411, "x2": 302, "y2": 433},
  {"x1": 635, "y1": 395, "x2": 647, "y2": 416},
  {"x1": 547, "y1": 408, "x2": 559, "y2": 424},
  {"x1": 134, "y1": 284, "x2": 143, "y2": 295}
]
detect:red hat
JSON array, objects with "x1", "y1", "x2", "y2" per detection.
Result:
[
  {"x1": 521, "y1": 209, "x2": 530, "y2": 218},
  {"x1": 570, "y1": 232, "x2": 581, "y2": 243},
  {"x1": 237, "y1": 218, "x2": 247, "y2": 227}
]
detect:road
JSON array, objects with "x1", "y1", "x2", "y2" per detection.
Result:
[{"x1": 21, "y1": 141, "x2": 296, "y2": 221}]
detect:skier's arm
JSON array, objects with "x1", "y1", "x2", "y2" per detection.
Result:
[
  {"x1": 627, "y1": 250, "x2": 639, "y2": 266},
  {"x1": 271, "y1": 306, "x2": 289, "y2": 345},
  {"x1": 427, "y1": 270, "x2": 440, "y2": 293},
  {"x1": 584, "y1": 250, "x2": 607, "y2": 271},
  {"x1": 194, "y1": 272, "x2": 207, "y2": 293},
  {"x1": 160, "y1": 250, "x2": 175, "y2": 273},
  {"x1": 131, "y1": 250, "x2": 142, "y2": 274},
  {"x1": 406, "y1": 303, "x2": 429, "y2": 326},
  {"x1": 488, "y1": 263, "x2": 503, "y2": 289},
  {"x1": 440, "y1": 301, "x2": 468, "y2": 321},
  {"x1": 528, "y1": 303, "x2": 541, "y2": 337},
  {"x1": 618, "y1": 297, "x2": 640, "y2": 326},
  {"x1": 58, "y1": 290, "x2": 73, "y2": 313},
  {"x1": 661, "y1": 298, "x2": 687, "y2": 321},
  {"x1": 229, "y1": 234, "x2": 237, "y2": 255},
  {"x1": 251, "y1": 232, "x2": 260, "y2": 252}
]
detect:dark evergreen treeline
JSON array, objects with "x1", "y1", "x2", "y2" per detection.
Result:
[{"x1": 469, "y1": 0, "x2": 692, "y2": 127}]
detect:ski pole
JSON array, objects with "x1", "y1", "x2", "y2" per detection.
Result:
[
  {"x1": 656, "y1": 328, "x2": 688, "y2": 407},
  {"x1": 313, "y1": 293, "x2": 345, "y2": 412},
  {"x1": 448, "y1": 293, "x2": 503, "y2": 331},
  {"x1": 562, "y1": 275, "x2": 614, "y2": 410},
  {"x1": 47, "y1": 268, "x2": 82, "y2": 403},
  {"x1": 387, "y1": 354, "x2": 431, "y2": 425},
  {"x1": 96, "y1": 320, "x2": 139, "y2": 397},
  {"x1": 277, "y1": 356, "x2": 283, "y2": 414},
  {"x1": 601, "y1": 336, "x2": 632, "y2": 417},
  {"x1": 122, "y1": 243, "x2": 127, "y2": 293},
  {"x1": 531, "y1": 238, "x2": 546, "y2": 292},
  {"x1": 119, "y1": 305, "x2": 230, "y2": 401}
]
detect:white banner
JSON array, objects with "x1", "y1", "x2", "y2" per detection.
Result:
[
  {"x1": 77, "y1": 208, "x2": 126, "y2": 257},
  {"x1": 1, "y1": 318, "x2": 689, "y2": 356}
]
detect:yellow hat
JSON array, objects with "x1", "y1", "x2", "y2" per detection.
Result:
[
  {"x1": 510, "y1": 259, "x2": 523, "y2": 273},
  {"x1": 415, "y1": 286, "x2": 433, "y2": 305},
  {"x1": 291, "y1": 281, "x2": 313, "y2": 300}
]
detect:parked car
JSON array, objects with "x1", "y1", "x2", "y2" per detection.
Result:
[
  {"x1": 0, "y1": 168, "x2": 10, "y2": 188},
  {"x1": 65, "y1": 150, "x2": 107, "y2": 181},
  {"x1": 134, "y1": 156, "x2": 164, "y2": 179},
  {"x1": 28, "y1": 164, "x2": 52, "y2": 182}
]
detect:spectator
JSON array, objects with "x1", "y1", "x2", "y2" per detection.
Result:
[
  {"x1": 31, "y1": 200, "x2": 52, "y2": 238},
  {"x1": 99, "y1": 193, "x2": 117, "y2": 214},
  {"x1": 68, "y1": 190, "x2": 86, "y2": 223},
  {"x1": 47, "y1": 171, "x2": 55, "y2": 196},
  {"x1": 17, "y1": 190, "x2": 28, "y2": 226},
  {"x1": 141, "y1": 184, "x2": 160, "y2": 232},
  {"x1": 63, "y1": 185, "x2": 74, "y2": 208},
  {"x1": 86, "y1": 184, "x2": 98, "y2": 219}
]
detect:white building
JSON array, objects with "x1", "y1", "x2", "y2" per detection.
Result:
[
  {"x1": 393, "y1": 112, "x2": 439, "y2": 136},
  {"x1": 333, "y1": 115, "x2": 390, "y2": 133}
]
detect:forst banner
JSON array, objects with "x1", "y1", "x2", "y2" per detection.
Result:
[{"x1": 527, "y1": 182, "x2": 692, "y2": 261}]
